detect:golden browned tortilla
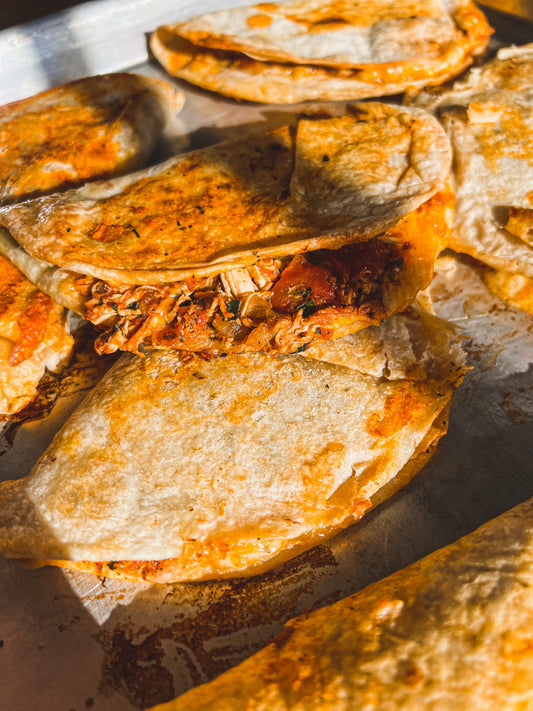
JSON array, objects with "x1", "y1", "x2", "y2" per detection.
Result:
[
  {"x1": 148, "y1": 496, "x2": 533, "y2": 710},
  {"x1": 0, "y1": 103, "x2": 453, "y2": 357},
  {"x1": 0, "y1": 72, "x2": 183, "y2": 205},
  {"x1": 150, "y1": 0, "x2": 492, "y2": 103},
  {"x1": 413, "y1": 44, "x2": 533, "y2": 313},
  {"x1": 0, "y1": 307, "x2": 466, "y2": 583},
  {"x1": 0, "y1": 253, "x2": 72, "y2": 415},
  {"x1": 479, "y1": 266, "x2": 533, "y2": 315}
]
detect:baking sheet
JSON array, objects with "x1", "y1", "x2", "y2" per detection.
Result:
[{"x1": 0, "y1": 3, "x2": 532, "y2": 709}]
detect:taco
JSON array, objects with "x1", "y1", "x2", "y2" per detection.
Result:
[
  {"x1": 150, "y1": 0, "x2": 491, "y2": 103},
  {"x1": 148, "y1": 496, "x2": 533, "y2": 709},
  {"x1": 0, "y1": 103, "x2": 452, "y2": 357},
  {"x1": 0, "y1": 306, "x2": 466, "y2": 583}
]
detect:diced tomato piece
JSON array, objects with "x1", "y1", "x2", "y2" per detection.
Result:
[{"x1": 271, "y1": 254, "x2": 338, "y2": 315}]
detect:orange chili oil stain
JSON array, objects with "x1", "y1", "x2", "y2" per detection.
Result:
[{"x1": 366, "y1": 389, "x2": 423, "y2": 438}]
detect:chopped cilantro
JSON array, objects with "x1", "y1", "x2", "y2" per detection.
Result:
[
  {"x1": 227, "y1": 299, "x2": 240, "y2": 320},
  {"x1": 305, "y1": 251, "x2": 324, "y2": 266},
  {"x1": 295, "y1": 298, "x2": 316, "y2": 317}
]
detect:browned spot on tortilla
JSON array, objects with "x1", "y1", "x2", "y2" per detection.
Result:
[
  {"x1": 404, "y1": 664, "x2": 425, "y2": 688},
  {"x1": 366, "y1": 388, "x2": 423, "y2": 438},
  {"x1": 247, "y1": 13, "x2": 273, "y2": 28},
  {"x1": 309, "y1": 18, "x2": 351, "y2": 32},
  {"x1": 88, "y1": 223, "x2": 126, "y2": 243}
]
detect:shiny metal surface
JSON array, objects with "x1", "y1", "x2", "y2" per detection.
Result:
[
  {"x1": 0, "y1": 0, "x2": 253, "y2": 104},
  {"x1": 0, "y1": 4, "x2": 532, "y2": 710}
]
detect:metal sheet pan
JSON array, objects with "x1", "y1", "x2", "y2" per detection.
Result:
[{"x1": 0, "y1": 3, "x2": 532, "y2": 709}]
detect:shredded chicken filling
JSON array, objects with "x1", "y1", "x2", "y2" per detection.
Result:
[{"x1": 85, "y1": 239, "x2": 406, "y2": 356}]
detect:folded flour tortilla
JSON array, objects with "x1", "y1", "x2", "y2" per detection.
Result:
[
  {"x1": 0, "y1": 72, "x2": 183, "y2": 205},
  {"x1": 0, "y1": 253, "x2": 73, "y2": 415},
  {"x1": 413, "y1": 44, "x2": 533, "y2": 313},
  {"x1": 150, "y1": 0, "x2": 491, "y2": 103},
  {"x1": 0, "y1": 72, "x2": 181, "y2": 413},
  {"x1": 0, "y1": 307, "x2": 466, "y2": 583},
  {"x1": 148, "y1": 496, "x2": 533, "y2": 709},
  {"x1": 0, "y1": 103, "x2": 453, "y2": 357}
]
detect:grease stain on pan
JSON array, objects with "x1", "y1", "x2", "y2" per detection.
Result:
[{"x1": 95, "y1": 545, "x2": 338, "y2": 709}]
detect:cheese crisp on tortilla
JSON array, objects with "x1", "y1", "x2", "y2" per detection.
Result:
[
  {"x1": 148, "y1": 496, "x2": 533, "y2": 710},
  {"x1": 413, "y1": 44, "x2": 533, "y2": 313},
  {"x1": 0, "y1": 307, "x2": 466, "y2": 583},
  {"x1": 0, "y1": 254, "x2": 72, "y2": 415},
  {"x1": 150, "y1": 0, "x2": 492, "y2": 104},
  {"x1": 0, "y1": 72, "x2": 183, "y2": 205},
  {"x1": 0, "y1": 103, "x2": 452, "y2": 357}
]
